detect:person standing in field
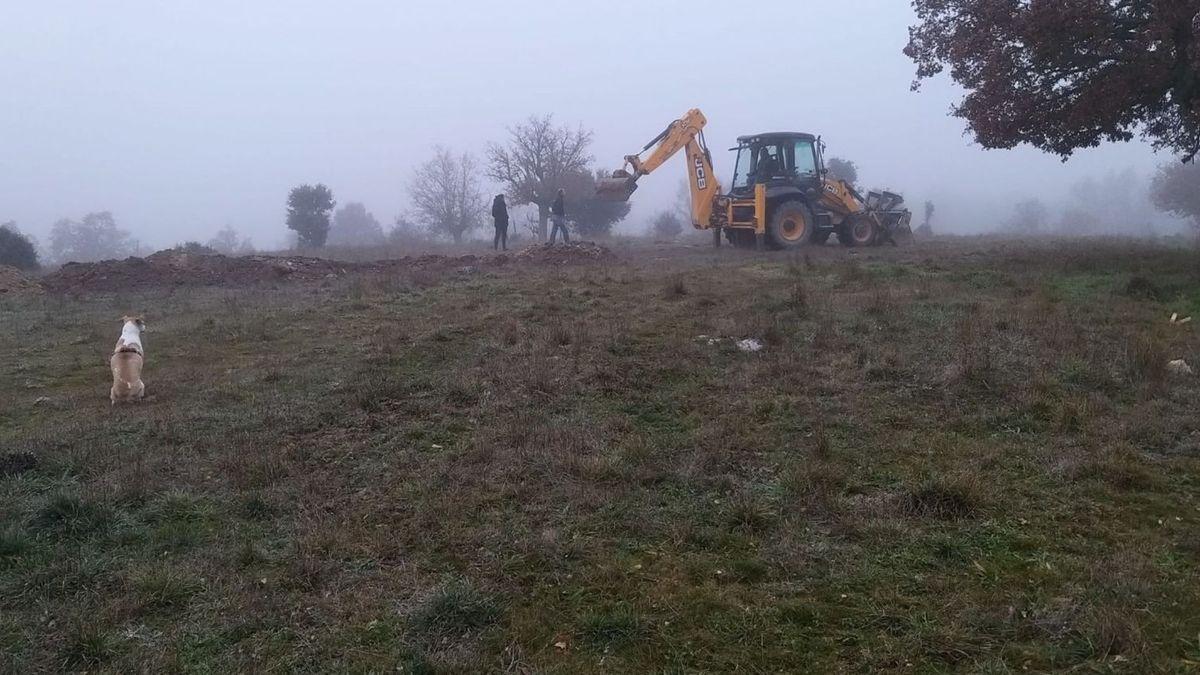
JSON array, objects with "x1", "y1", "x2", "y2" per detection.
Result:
[
  {"x1": 491, "y1": 194, "x2": 509, "y2": 251},
  {"x1": 549, "y1": 188, "x2": 570, "y2": 245}
]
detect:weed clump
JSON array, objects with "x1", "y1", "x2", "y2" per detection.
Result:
[
  {"x1": 31, "y1": 493, "x2": 112, "y2": 537},
  {"x1": 59, "y1": 624, "x2": 114, "y2": 669},
  {"x1": 131, "y1": 567, "x2": 203, "y2": 612},
  {"x1": 1125, "y1": 332, "x2": 1167, "y2": 384},
  {"x1": 408, "y1": 580, "x2": 499, "y2": 644},
  {"x1": 662, "y1": 276, "x2": 688, "y2": 299},
  {"x1": 1123, "y1": 276, "x2": 1164, "y2": 301},
  {"x1": 725, "y1": 492, "x2": 775, "y2": 532},
  {"x1": 580, "y1": 605, "x2": 646, "y2": 650},
  {"x1": 902, "y1": 476, "x2": 981, "y2": 520}
]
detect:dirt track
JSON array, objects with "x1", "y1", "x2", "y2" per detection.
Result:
[{"x1": 37, "y1": 243, "x2": 615, "y2": 293}]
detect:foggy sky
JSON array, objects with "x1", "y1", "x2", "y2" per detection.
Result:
[{"x1": 0, "y1": 1, "x2": 1183, "y2": 250}]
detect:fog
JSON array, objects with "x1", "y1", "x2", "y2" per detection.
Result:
[{"x1": 0, "y1": 0, "x2": 1187, "y2": 251}]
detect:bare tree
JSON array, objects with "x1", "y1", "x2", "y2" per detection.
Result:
[
  {"x1": 486, "y1": 115, "x2": 593, "y2": 240},
  {"x1": 409, "y1": 147, "x2": 484, "y2": 244},
  {"x1": 207, "y1": 225, "x2": 255, "y2": 254}
]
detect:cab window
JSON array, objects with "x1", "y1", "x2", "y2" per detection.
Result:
[
  {"x1": 732, "y1": 146, "x2": 754, "y2": 189},
  {"x1": 793, "y1": 140, "x2": 817, "y2": 176}
]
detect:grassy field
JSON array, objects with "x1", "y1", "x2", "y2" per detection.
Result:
[{"x1": 2, "y1": 238, "x2": 1199, "y2": 673}]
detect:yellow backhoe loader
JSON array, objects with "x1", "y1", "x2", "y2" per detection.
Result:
[{"x1": 597, "y1": 109, "x2": 912, "y2": 249}]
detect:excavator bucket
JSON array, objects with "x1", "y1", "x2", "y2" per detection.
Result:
[{"x1": 595, "y1": 170, "x2": 639, "y2": 202}]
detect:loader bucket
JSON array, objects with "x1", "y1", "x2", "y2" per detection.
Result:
[{"x1": 595, "y1": 170, "x2": 639, "y2": 202}]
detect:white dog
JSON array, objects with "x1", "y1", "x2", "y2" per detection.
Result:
[{"x1": 110, "y1": 316, "x2": 146, "y2": 405}]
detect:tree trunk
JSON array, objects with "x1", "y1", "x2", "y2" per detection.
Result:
[{"x1": 537, "y1": 203, "x2": 549, "y2": 241}]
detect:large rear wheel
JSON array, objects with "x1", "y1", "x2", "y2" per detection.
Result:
[{"x1": 768, "y1": 201, "x2": 815, "y2": 250}]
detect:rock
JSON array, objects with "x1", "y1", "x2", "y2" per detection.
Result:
[
  {"x1": 1167, "y1": 359, "x2": 1194, "y2": 376},
  {"x1": 737, "y1": 338, "x2": 765, "y2": 353}
]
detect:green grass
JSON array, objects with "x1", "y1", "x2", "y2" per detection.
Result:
[{"x1": 0, "y1": 238, "x2": 1198, "y2": 672}]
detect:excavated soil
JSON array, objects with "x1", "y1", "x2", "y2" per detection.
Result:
[
  {"x1": 0, "y1": 265, "x2": 41, "y2": 295},
  {"x1": 514, "y1": 242, "x2": 616, "y2": 265},
  {"x1": 39, "y1": 243, "x2": 614, "y2": 293}
]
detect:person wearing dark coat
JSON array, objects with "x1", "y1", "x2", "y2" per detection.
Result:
[
  {"x1": 491, "y1": 194, "x2": 509, "y2": 251},
  {"x1": 549, "y1": 188, "x2": 570, "y2": 244}
]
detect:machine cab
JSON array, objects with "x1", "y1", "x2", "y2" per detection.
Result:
[{"x1": 729, "y1": 132, "x2": 823, "y2": 197}]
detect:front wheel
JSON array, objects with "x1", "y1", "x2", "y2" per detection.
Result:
[
  {"x1": 841, "y1": 216, "x2": 878, "y2": 247},
  {"x1": 768, "y1": 201, "x2": 815, "y2": 250}
]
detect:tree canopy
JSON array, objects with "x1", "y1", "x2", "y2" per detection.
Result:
[
  {"x1": 559, "y1": 169, "x2": 631, "y2": 238},
  {"x1": 826, "y1": 157, "x2": 858, "y2": 186},
  {"x1": 906, "y1": 1, "x2": 1200, "y2": 160},
  {"x1": 49, "y1": 212, "x2": 137, "y2": 263},
  {"x1": 1151, "y1": 161, "x2": 1200, "y2": 227},
  {"x1": 0, "y1": 223, "x2": 39, "y2": 270},
  {"x1": 287, "y1": 184, "x2": 336, "y2": 248},
  {"x1": 330, "y1": 202, "x2": 386, "y2": 247}
]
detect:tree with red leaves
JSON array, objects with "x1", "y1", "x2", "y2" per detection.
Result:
[{"x1": 906, "y1": 1, "x2": 1200, "y2": 161}]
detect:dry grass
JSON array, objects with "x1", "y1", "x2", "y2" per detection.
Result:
[{"x1": 1, "y1": 237, "x2": 1198, "y2": 672}]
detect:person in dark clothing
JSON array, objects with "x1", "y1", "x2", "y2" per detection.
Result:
[
  {"x1": 549, "y1": 188, "x2": 569, "y2": 244},
  {"x1": 491, "y1": 194, "x2": 509, "y2": 251}
]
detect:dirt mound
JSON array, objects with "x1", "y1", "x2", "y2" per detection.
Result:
[
  {"x1": 41, "y1": 250, "x2": 363, "y2": 293},
  {"x1": 514, "y1": 242, "x2": 615, "y2": 265},
  {"x1": 40, "y1": 245, "x2": 613, "y2": 293},
  {"x1": 0, "y1": 265, "x2": 41, "y2": 294}
]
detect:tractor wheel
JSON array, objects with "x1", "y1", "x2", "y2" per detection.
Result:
[
  {"x1": 767, "y1": 201, "x2": 815, "y2": 250},
  {"x1": 841, "y1": 216, "x2": 878, "y2": 247}
]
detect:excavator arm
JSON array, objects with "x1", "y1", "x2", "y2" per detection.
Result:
[{"x1": 596, "y1": 108, "x2": 722, "y2": 229}]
